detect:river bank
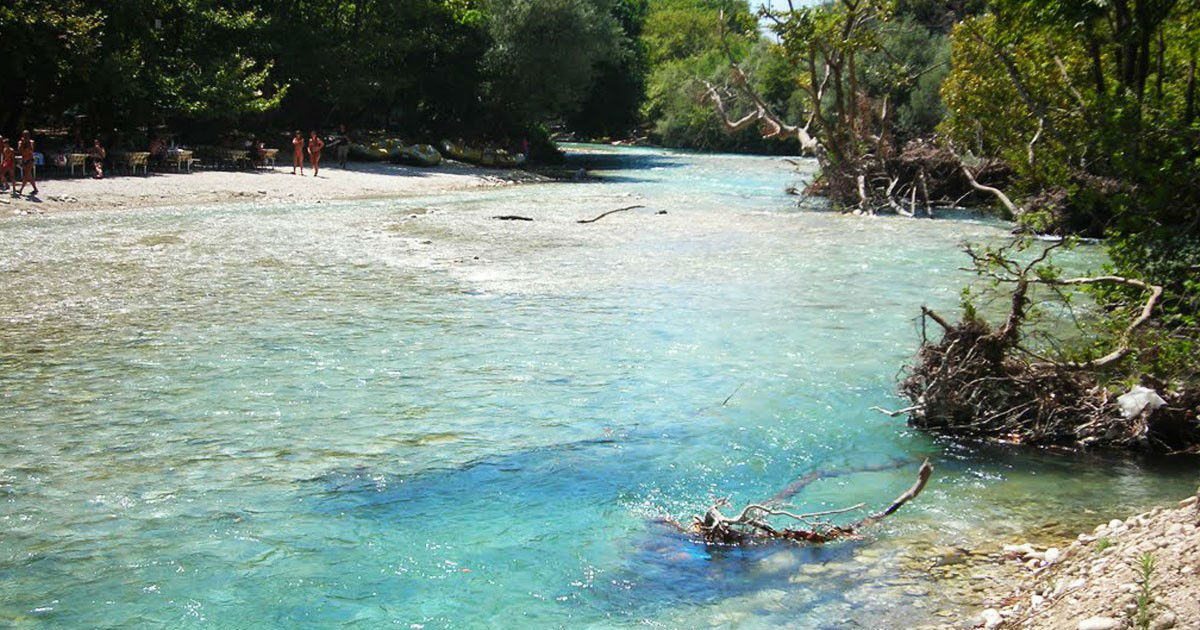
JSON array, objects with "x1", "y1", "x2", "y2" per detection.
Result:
[
  {"x1": 940, "y1": 487, "x2": 1200, "y2": 630},
  {"x1": 0, "y1": 161, "x2": 548, "y2": 216}
]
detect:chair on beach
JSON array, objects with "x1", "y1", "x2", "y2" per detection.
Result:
[
  {"x1": 126, "y1": 152, "x2": 150, "y2": 175},
  {"x1": 66, "y1": 153, "x2": 88, "y2": 176},
  {"x1": 169, "y1": 150, "x2": 194, "y2": 173}
]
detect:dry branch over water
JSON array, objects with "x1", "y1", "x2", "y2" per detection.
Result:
[{"x1": 666, "y1": 460, "x2": 933, "y2": 546}]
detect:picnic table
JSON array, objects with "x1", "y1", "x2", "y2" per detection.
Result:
[
  {"x1": 111, "y1": 151, "x2": 150, "y2": 175},
  {"x1": 209, "y1": 148, "x2": 250, "y2": 169},
  {"x1": 166, "y1": 149, "x2": 195, "y2": 172}
]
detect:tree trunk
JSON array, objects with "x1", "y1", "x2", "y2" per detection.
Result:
[
  {"x1": 1186, "y1": 49, "x2": 1197, "y2": 124},
  {"x1": 1086, "y1": 29, "x2": 1107, "y2": 98}
]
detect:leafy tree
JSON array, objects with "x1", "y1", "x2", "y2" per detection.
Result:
[
  {"x1": 639, "y1": 0, "x2": 787, "y2": 151},
  {"x1": 482, "y1": 0, "x2": 624, "y2": 127},
  {"x1": 567, "y1": 0, "x2": 650, "y2": 138}
]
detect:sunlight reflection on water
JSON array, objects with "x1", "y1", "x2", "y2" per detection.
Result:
[{"x1": 0, "y1": 145, "x2": 1194, "y2": 629}]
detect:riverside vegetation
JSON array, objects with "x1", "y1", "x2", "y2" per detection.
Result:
[{"x1": 697, "y1": 0, "x2": 1200, "y2": 454}]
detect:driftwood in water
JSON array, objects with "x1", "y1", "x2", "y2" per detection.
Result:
[
  {"x1": 492, "y1": 215, "x2": 533, "y2": 221},
  {"x1": 576, "y1": 205, "x2": 645, "y2": 224},
  {"x1": 677, "y1": 460, "x2": 933, "y2": 546},
  {"x1": 765, "y1": 458, "x2": 914, "y2": 506}
]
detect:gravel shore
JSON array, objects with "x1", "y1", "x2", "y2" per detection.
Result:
[
  {"x1": 970, "y1": 487, "x2": 1200, "y2": 630},
  {"x1": 0, "y1": 161, "x2": 548, "y2": 216}
]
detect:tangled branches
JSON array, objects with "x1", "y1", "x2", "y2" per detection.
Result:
[
  {"x1": 683, "y1": 460, "x2": 933, "y2": 546},
  {"x1": 900, "y1": 240, "x2": 1200, "y2": 452}
]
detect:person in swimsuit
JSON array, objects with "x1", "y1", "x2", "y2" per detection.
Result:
[
  {"x1": 17, "y1": 130, "x2": 37, "y2": 197},
  {"x1": 308, "y1": 130, "x2": 324, "y2": 177},
  {"x1": 0, "y1": 138, "x2": 14, "y2": 193},
  {"x1": 292, "y1": 130, "x2": 304, "y2": 175},
  {"x1": 89, "y1": 139, "x2": 106, "y2": 179}
]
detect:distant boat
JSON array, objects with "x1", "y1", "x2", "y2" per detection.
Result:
[
  {"x1": 394, "y1": 144, "x2": 442, "y2": 167},
  {"x1": 440, "y1": 140, "x2": 525, "y2": 168}
]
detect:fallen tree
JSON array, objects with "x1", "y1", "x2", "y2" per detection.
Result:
[
  {"x1": 664, "y1": 460, "x2": 933, "y2": 546},
  {"x1": 700, "y1": 6, "x2": 992, "y2": 218}
]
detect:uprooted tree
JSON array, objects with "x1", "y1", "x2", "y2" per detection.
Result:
[
  {"x1": 663, "y1": 459, "x2": 934, "y2": 545},
  {"x1": 898, "y1": 239, "x2": 1200, "y2": 453},
  {"x1": 701, "y1": 1, "x2": 984, "y2": 216}
]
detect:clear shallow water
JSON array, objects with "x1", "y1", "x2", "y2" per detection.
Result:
[{"x1": 0, "y1": 144, "x2": 1195, "y2": 629}]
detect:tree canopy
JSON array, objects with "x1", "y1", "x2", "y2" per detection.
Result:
[{"x1": 0, "y1": 0, "x2": 637, "y2": 142}]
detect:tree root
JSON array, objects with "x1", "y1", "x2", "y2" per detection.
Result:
[{"x1": 900, "y1": 242, "x2": 1198, "y2": 452}]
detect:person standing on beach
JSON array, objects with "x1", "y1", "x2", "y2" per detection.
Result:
[
  {"x1": 17, "y1": 130, "x2": 38, "y2": 197},
  {"x1": 308, "y1": 130, "x2": 324, "y2": 177},
  {"x1": 0, "y1": 138, "x2": 14, "y2": 193},
  {"x1": 89, "y1": 138, "x2": 106, "y2": 179},
  {"x1": 292, "y1": 130, "x2": 305, "y2": 175},
  {"x1": 334, "y1": 124, "x2": 350, "y2": 169}
]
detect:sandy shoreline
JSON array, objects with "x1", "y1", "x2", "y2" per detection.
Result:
[{"x1": 0, "y1": 161, "x2": 550, "y2": 216}]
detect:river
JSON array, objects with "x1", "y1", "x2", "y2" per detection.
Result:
[{"x1": 0, "y1": 145, "x2": 1194, "y2": 629}]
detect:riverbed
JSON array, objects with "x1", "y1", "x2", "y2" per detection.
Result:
[{"x1": 0, "y1": 145, "x2": 1194, "y2": 629}]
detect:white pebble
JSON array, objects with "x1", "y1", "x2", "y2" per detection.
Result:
[
  {"x1": 1078, "y1": 617, "x2": 1122, "y2": 630},
  {"x1": 980, "y1": 608, "x2": 1003, "y2": 629}
]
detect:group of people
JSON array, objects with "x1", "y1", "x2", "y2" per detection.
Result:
[
  {"x1": 0, "y1": 130, "x2": 40, "y2": 196},
  {"x1": 290, "y1": 127, "x2": 349, "y2": 177},
  {"x1": 0, "y1": 127, "x2": 354, "y2": 197}
]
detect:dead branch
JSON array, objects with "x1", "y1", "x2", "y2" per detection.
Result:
[
  {"x1": 860, "y1": 459, "x2": 933, "y2": 523},
  {"x1": 921, "y1": 306, "x2": 953, "y2": 332},
  {"x1": 721, "y1": 383, "x2": 744, "y2": 407},
  {"x1": 576, "y1": 205, "x2": 646, "y2": 224},
  {"x1": 688, "y1": 460, "x2": 934, "y2": 545},
  {"x1": 959, "y1": 161, "x2": 1022, "y2": 217},
  {"x1": 1027, "y1": 117, "x2": 1044, "y2": 166},
  {"x1": 901, "y1": 238, "x2": 1190, "y2": 451},
  {"x1": 870, "y1": 404, "x2": 924, "y2": 417},
  {"x1": 765, "y1": 458, "x2": 913, "y2": 506},
  {"x1": 1031, "y1": 275, "x2": 1164, "y2": 370}
]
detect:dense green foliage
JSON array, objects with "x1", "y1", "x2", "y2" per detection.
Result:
[
  {"x1": 939, "y1": 0, "x2": 1200, "y2": 381},
  {"x1": 0, "y1": 0, "x2": 633, "y2": 143},
  {"x1": 637, "y1": 0, "x2": 794, "y2": 151}
]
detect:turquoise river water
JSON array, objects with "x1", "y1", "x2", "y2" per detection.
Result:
[{"x1": 1, "y1": 145, "x2": 1196, "y2": 629}]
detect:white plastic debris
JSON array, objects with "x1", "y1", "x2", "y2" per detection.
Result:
[{"x1": 1116, "y1": 386, "x2": 1166, "y2": 419}]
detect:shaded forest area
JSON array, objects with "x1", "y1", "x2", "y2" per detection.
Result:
[{"x1": 0, "y1": 0, "x2": 647, "y2": 153}]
